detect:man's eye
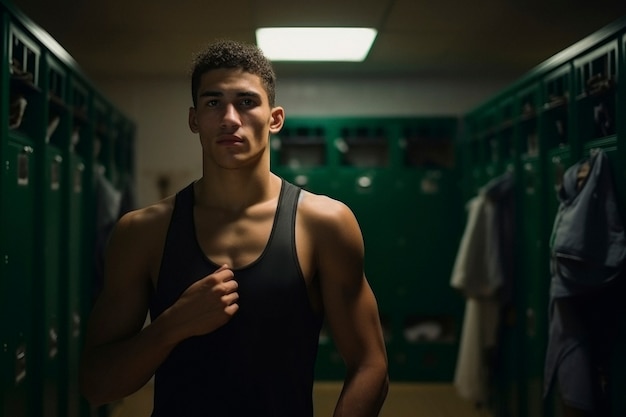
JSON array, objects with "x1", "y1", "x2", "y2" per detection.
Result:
[
  {"x1": 241, "y1": 99, "x2": 255, "y2": 107},
  {"x1": 207, "y1": 100, "x2": 219, "y2": 107}
]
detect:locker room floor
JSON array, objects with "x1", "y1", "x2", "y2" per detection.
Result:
[{"x1": 109, "y1": 381, "x2": 492, "y2": 417}]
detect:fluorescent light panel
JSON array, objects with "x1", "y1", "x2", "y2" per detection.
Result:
[{"x1": 256, "y1": 27, "x2": 377, "y2": 62}]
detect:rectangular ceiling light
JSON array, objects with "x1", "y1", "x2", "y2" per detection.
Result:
[{"x1": 256, "y1": 27, "x2": 377, "y2": 62}]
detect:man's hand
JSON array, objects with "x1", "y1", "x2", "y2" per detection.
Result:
[{"x1": 167, "y1": 264, "x2": 239, "y2": 340}]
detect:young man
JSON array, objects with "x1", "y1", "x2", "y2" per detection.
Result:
[{"x1": 79, "y1": 40, "x2": 389, "y2": 416}]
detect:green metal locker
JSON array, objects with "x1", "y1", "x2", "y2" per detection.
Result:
[
  {"x1": 1, "y1": 17, "x2": 42, "y2": 417},
  {"x1": 2, "y1": 4, "x2": 137, "y2": 417},
  {"x1": 39, "y1": 137, "x2": 64, "y2": 417},
  {"x1": 33, "y1": 53, "x2": 71, "y2": 417},
  {"x1": 462, "y1": 15, "x2": 626, "y2": 417},
  {"x1": 331, "y1": 121, "x2": 396, "y2": 377},
  {"x1": 273, "y1": 117, "x2": 463, "y2": 383},
  {"x1": 517, "y1": 155, "x2": 550, "y2": 417},
  {"x1": 2, "y1": 140, "x2": 37, "y2": 417},
  {"x1": 515, "y1": 84, "x2": 550, "y2": 417},
  {"x1": 61, "y1": 154, "x2": 86, "y2": 417},
  {"x1": 389, "y1": 119, "x2": 461, "y2": 382},
  {"x1": 58, "y1": 76, "x2": 91, "y2": 417}
]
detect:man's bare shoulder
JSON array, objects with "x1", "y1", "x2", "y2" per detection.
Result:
[
  {"x1": 297, "y1": 190, "x2": 362, "y2": 242},
  {"x1": 298, "y1": 190, "x2": 350, "y2": 219},
  {"x1": 114, "y1": 195, "x2": 176, "y2": 241}
]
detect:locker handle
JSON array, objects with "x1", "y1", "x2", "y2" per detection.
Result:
[
  {"x1": 72, "y1": 312, "x2": 81, "y2": 338},
  {"x1": 553, "y1": 157, "x2": 564, "y2": 192},
  {"x1": 17, "y1": 147, "x2": 32, "y2": 186},
  {"x1": 15, "y1": 344, "x2": 26, "y2": 384},
  {"x1": 524, "y1": 162, "x2": 535, "y2": 194},
  {"x1": 48, "y1": 326, "x2": 58, "y2": 358},
  {"x1": 74, "y1": 164, "x2": 85, "y2": 193}
]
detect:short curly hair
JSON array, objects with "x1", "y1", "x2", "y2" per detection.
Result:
[{"x1": 190, "y1": 40, "x2": 277, "y2": 108}]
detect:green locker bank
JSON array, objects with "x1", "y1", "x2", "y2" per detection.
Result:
[
  {"x1": 0, "y1": 2, "x2": 136, "y2": 416},
  {"x1": 462, "y1": 15, "x2": 626, "y2": 417},
  {"x1": 270, "y1": 117, "x2": 466, "y2": 382}
]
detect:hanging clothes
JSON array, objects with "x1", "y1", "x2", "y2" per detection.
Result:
[
  {"x1": 544, "y1": 149, "x2": 626, "y2": 414},
  {"x1": 450, "y1": 171, "x2": 515, "y2": 405}
]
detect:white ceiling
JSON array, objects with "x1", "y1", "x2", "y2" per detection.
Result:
[{"x1": 9, "y1": 0, "x2": 626, "y2": 83}]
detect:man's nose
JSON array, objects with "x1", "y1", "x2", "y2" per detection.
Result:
[{"x1": 221, "y1": 103, "x2": 241, "y2": 128}]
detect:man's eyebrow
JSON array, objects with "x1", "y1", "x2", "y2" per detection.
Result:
[
  {"x1": 198, "y1": 91, "x2": 261, "y2": 99},
  {"x1": 198, "y1": 90, "x2": 223, "y2": 98},
  {"x1": 236, "y1": 91, "x2": 262, "y2": 99}
]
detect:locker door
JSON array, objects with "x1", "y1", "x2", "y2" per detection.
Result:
[
  {"x1": 326, "y1": 124, "x2": 393, "y2": 381},
  {"x1": 1, "y1": 141, "x2": 36, "y2": 417},
  {"x1": 518, "y1": 156, "x2": 551, "y2": 417},
  {"x1": 40, "y1": 148, "x2": 63, "y2": 417},
  {"x1": 38, "y1": 53, "x2": 70, "y2": 417},
  {"x1": 63, "y1": 156, "x2": 85, "y2": 417},
  {"x1": 59, "y1": 76, "x2": 92, "y2": 417},
  {"x1": 389, "y1": 168, "x2": 462, "y2": 382}
]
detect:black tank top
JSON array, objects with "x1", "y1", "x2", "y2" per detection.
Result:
[{"x1": 149, "y1": 179, "x2": 323, "y2": 417}]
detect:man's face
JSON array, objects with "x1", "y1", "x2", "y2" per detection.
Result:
[{"x1": 189, "y1": 68, "x2": 283, "y2": 170}]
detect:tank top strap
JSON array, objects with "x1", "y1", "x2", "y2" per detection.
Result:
[{"x1": 272, "y1": 178, "x2": 301, "y2": 244}]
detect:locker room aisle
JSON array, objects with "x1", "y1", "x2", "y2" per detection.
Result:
[{"x1": 110, "y1": 382, "x2": 492, "y2": 417}]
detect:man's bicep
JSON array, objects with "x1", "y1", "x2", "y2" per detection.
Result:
[{"x1": 317, "y1": 208, "x2": 385, "y2": 366}]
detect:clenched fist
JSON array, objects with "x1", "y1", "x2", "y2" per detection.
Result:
[{"x1": 166, "y1": 264, "x2": 239, "y2": 341}]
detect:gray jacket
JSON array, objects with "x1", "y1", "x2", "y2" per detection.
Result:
[{"x1": 550, "y1": 149, "x2": 626, "y2": 296}]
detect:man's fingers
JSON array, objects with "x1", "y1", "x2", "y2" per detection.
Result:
[
  {"x1": 222, "y1": 292, "x2": 239, "y2": 306},
  {"x1": 214, "y1": 265, "x2": 235, "y2": 282},
  {"x1": 224, "y1": 303, "x2": 239, "y2": 316}
]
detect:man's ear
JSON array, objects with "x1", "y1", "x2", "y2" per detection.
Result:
[
  {"x1": 189, "y1": 107, "x2": 199, "y2": 133},
  {"x1": 269, "y1": 106, "x2": 285, "y2": 134}
]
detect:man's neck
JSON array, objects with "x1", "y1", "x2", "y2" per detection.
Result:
[{"x1": 193, "y1": 170, "x2": 280, "y2": 213}]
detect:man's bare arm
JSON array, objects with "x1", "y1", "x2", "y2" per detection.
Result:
[
  {"x1": 311, "y1": 198, "x2": 389, "y2": 416},
  {"x1": 79, "y1": 207, "x2": 239, "y2": 405}
]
